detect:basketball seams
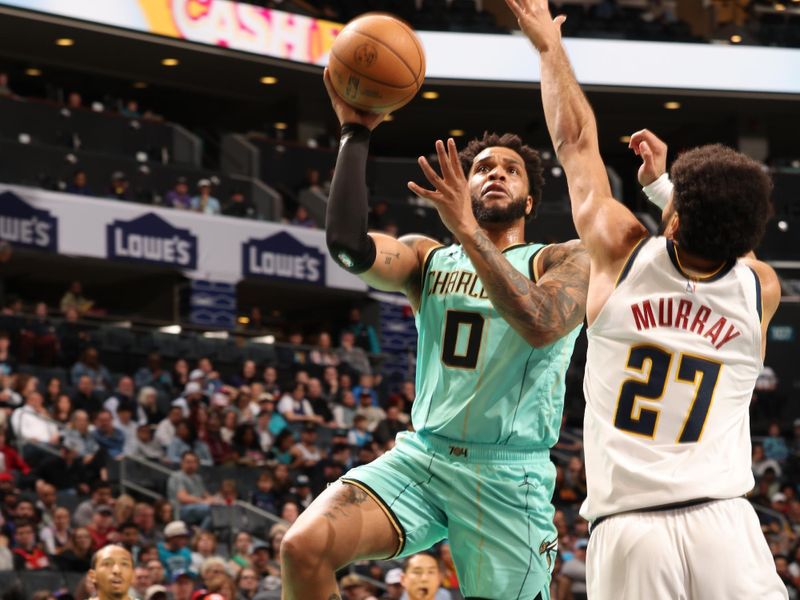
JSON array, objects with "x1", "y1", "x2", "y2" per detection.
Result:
[
  {"x1": 340, "y1": 27, "x2": 420, "y2": 84},
  {"x1": 329, "y1": 50, "x2": 418, "y2": 91},
  {"x1": 391, "y1": 19, "x2": 426, "y2": 82},
  {"x1": 328, "y1": 54, "x2": 416, "y2": 111}
]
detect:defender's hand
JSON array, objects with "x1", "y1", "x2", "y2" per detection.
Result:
[
  {"x1": 504, "y1": 0, "x2": 566, "y2": 54},
  {"x1": 323, "y1": 68, "x2": 386, "y2": 132},
  {"x1": 629, "y1": 129, "x2": 668, "y2": 186},
  {"x1": 408, "y1": 138, "x2": 479, "y2": 238}
]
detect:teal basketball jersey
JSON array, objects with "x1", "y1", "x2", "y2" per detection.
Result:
[{"x1": 413, "y1": 242, "x2": 581, "y2": 448}]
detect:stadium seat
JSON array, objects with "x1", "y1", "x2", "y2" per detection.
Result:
[{"x1": 19, "y1": 570, "x2": 65, "y2": 596}]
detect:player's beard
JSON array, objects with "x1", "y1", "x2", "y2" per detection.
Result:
[{"x1": 471, "y1": 193, "x2": 528, "y2": 224}]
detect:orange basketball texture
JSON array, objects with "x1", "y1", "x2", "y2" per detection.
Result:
[{"x1": 328, "y1": 14, "x2": 426, "y2": 113}]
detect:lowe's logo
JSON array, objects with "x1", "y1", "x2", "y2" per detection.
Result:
[
  {"x1": 243, "y1": 231, "x2": 325, "y2": 284},
  {"x1": 0, "y1": 191, "x2": 58, "y2": 251},
  {"x1": 107, "y1": 213, "x2": 197, "y2": 269}
]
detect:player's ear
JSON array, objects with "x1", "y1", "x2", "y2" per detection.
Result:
[
  {"x1": 525, "y1": 195, "x2": 535, "y2": 219},
  {"x1": 87, "y1": 569, "x2": 96, "y2": 586},
  {"x1": 666, "y1": 212, "x2": 680, "y2": 239}
]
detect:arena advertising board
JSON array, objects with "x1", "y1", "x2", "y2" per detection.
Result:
[
  {"x1": 0, "y1": 184, "x2": 366, "y2": 291},
  {"x1": 0, "y1": 190, "x2": 58, "y2": 252},
  {"x1": 1, "y1": 0, "x2": 799, "y2": 94},
  {"x1": 242, "y1": 231, "x2": 326, "y2": 285}
]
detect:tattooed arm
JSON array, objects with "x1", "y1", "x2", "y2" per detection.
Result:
[{"x1": 461, "y1": 234, "x2": 589, "y2": 347}]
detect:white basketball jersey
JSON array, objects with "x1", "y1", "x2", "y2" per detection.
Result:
[{"x1": 580, "y1": 237, "x2": 763, "y2": 522}]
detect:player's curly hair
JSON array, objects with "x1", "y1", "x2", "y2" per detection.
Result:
[
  {"x1": 459, "y1": 131, "x2": 545, "y2": 220},
  {"x1": 670, "y1": 144, "x2": 773, "y2": 262}
]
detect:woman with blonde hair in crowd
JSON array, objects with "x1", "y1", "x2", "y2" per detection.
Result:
[
  {"x1": 190, "y1": 530, "x2": 221, "y2": 574},
  {"x1": 113, "y1": 493, "x2": 135, "y2": 526}
]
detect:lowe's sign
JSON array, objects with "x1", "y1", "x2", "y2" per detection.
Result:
[
  {"x1": 106, "y1": 212, "x2": 197, "y2": 269},
  {"x1": 0, "y1": 191, "x2": 58, "y2": 252},
  {"x1": 242, "y1": 231, "x2": 325, "y2": 284}
]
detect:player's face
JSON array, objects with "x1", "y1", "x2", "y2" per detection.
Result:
[
  {"x1": 89, "y1": 546, "x2": 134, "y2": 600},
  {"x1": 401, "y1": 554, "x2": 441, "y2": 600},
  {"x1": 468, "y1": 147, "x2": 533, "y2": 225}
]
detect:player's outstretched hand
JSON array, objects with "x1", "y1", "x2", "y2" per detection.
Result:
[
  {"x1": 323, "y1": 67, "x2": 386, "y2": 131},
  {"x1": 504, "y1": 0, "x2": 566, "y2": 53},
  {"x1": 408, "y1": 138, "x2": 479, "y2": 237},
  {"x1": 629, "y1": 129, "x2": 668, "y2": 186}
]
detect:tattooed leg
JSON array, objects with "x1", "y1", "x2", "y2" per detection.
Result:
[{"x1": 281, "y1": 481, "x2": 398, "y2": 600}]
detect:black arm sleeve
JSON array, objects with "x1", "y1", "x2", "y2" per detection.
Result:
[{"x1": 326, "y1": 123, "x2": 377, "y2": 274}]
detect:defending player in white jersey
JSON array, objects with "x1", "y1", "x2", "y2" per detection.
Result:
[{"x1": 504, "y1": 0, "x2": 787, "y2": 597}]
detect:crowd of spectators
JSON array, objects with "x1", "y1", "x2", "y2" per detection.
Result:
[{"x1": 0, "y1": 289, "x2": 795, "y2": 599}]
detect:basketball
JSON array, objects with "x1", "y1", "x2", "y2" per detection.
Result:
[{"x1": 328, "y1": 13, "x2": 426, "y2": 114}]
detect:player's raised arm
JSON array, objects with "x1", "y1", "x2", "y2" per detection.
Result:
[
  {"x1": 323, "y1": 69, "x2": 438, "y2": 310},
  {"x1": 505, "y1": 0, "x2": 646, "y2": 269},
  {"x1": 409, "y1": 137, "x2": 589, "y2": 347}
]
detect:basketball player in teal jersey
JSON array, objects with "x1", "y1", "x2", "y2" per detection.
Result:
[{"x1": 280, "y1": 68, "x2": 590, "y2": 600}]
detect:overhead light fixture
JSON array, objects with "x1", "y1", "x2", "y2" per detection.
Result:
[
  {"x1": 664, "y1": 101, "x2": 681, "y2": 110},
  {"x1": 252, "y1": 335, "x2": 276, "y2": 344},
  {"x1": 55, "y1": 38, "x2": 74, "y2": 47},
  {"x1": 132, "y1": 81, "x2": 148, "y2": 89},
  {"x1": 260, "y1": 76, "x2": 278, "y2": 85},
  {"x1": 237, "y1": 316, "x2": 250, "y2": 324},
  {"x1": 202, "y1": 331, "x2": 229, "y2": 339},
  {"x1": 161, "y1": 58, "x2": 179, "y2": 67},
  {"x1": 775, "y1": 2, "x2": 786, "y2": 9},
  {"x1": 421, "y1": 91, "x2": 439, "y2": 100},
  {"x1": 158, "y1": 324, "x2": 182, "y2": 334},
  {"x1": 449, "y1": 129, "x2": 465, "y2": 137},
  {"x1": 730, "y1": 34, "x2": 742, "y2": 43},
  {"x1": 274, "y1": 122, "x2": 288, "y2": 130},
  {"x1": 619, "y1": 135, "x2": 631, "y2": 143},
  {"x1": 25, "y1": 68, "x2": 42, "y2": 77}
]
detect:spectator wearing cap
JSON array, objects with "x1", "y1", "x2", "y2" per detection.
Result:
[
  {"x1": 166, "y1": 178, "x2": 192, "y2": 210},
  {"x1": 292, "y1": 474, "x2": 314, "y2": 511},
  {"x1": 562, "y1": 538, "x2": 588, "y2": 597},
  {"x1": 222, "y1": 191, "x2": 256, "y2": 219},
  {"x1": 191, "y1": 179, "x2": 221, "y2": 215},
  {"x1": 145, "y1": 584, "x2": 168, "y2": 600},
  {"x1": 173, "y1": 381, "x2": 207, "y2": 418},
  {"x1": 92, "y1": 409, "x2": 126, "y2": 459},
  {"x1": 339, "y1": 573, "x2": 378, "y2": 600},
  {"x1": 167, "y1": 420, "x2": 213, "y2": 467},
  {"x1": 171, "y1": 569, "x2": 196, "y2": 600},
  {"x1": 382, "y1": 568, "x2": 404, "y2": 600},
  {"x1": 289, "y1": 424, "x2": 322, "y2": 473},
  {"x1": 109, "y1": 171, "x2": 131, "y2": 201},
  {"x1": 337, "y1": 331, "x2": 371, "y2": 377},
  {"x1": 355, "y1": 391, "x2": 386, "y2": 433},
  {"x1": 86, "y1": 504, "x2": 117, "y2": 550},
  {"x1": 158, "y1": 520, "x2": 194, "y2": 579},
  {"x1": 167, "y1": 450, "x2": 219, "y2": 529},
  {"x1": 60, "y1": 280, "x2": 95, "y2": 315},
  {"x1": 277, "y1": 382, "x2": 321, "y2": 425},
  {"x1": 33, "y1": 435, "x2": 89, "y2": 493}
]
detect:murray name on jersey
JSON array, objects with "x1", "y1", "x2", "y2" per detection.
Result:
[{"x1": 630, "y1": 296, "x2": 742, "y2": 350}]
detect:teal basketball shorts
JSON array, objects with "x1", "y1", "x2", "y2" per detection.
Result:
[{"x1": 341, "y1": 431, "x2": 558, "y2": 600}]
